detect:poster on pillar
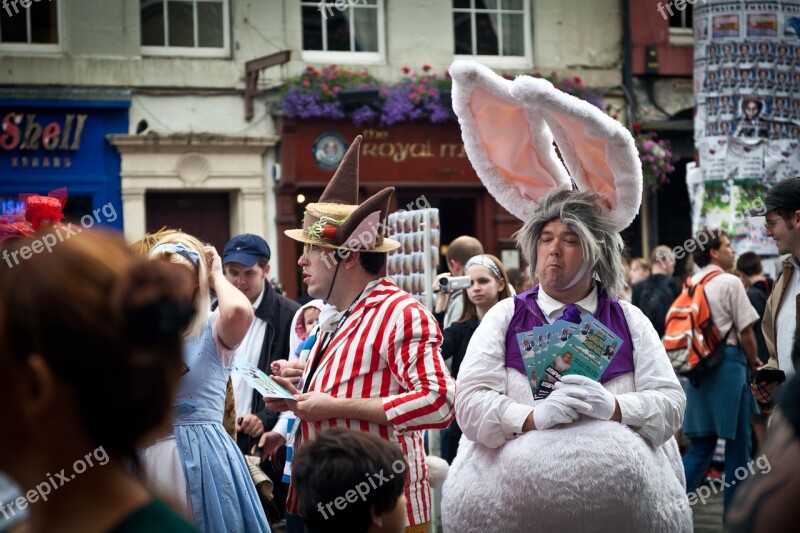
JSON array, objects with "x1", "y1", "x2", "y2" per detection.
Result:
[
  {"x1": 691, "y1": 175, "x2": 777, "y2": 256},
  {"x1": 693, "y1": 0, "x2": 798, "y2": 254}
]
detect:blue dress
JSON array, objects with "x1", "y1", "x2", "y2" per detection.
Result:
[{"x1": 174, "y1": 323, "x2": 270, "y2": 532}]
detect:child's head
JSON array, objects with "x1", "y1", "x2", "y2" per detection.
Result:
[
  {"x1": 295, "y1": 300, "x2": 324, "y2": 342},
  {"x1": 293, "y1": 428, "x2": 407, "y2": 533},
  {"x1": 303, "y1": 307, "x2": 321, "y2": 336}
]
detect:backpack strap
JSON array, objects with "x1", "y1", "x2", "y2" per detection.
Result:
[
  {"x1": 695, "y1": 269, "x2": 734, "y2": 342},
  {"x1": 684, "y1": 269, "x2": 724, "y2": 295}
]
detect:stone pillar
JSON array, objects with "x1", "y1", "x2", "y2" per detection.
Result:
[{"x1": 121, "y1": 188, "x2": 146, "y2": 242}]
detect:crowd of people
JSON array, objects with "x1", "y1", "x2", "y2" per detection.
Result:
[
  {"x1": 3, "y1": 181, "x2": 799, "y2": 533},
  {"x1": 624, "y1": 178, "x2": 800, "y2": 529},
  {"x1": 2, "y1": 59, "x2": 799, "y2": 533}
]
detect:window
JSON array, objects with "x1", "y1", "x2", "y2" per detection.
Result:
[
  {"x1": 453, "y1": 0, "x2": 531, "y2": 67},
  {"x1": 0, "y1": 0, "x2": 61, "y2": 53},
  {"x1": 668, "y1": 5, "x2": 693, "y2": 46},
  {"x1": 300, "y1": 0, "x2": 384, "y2": 64},
  {"x1": 669, "y1": 5, "x2": 693, "y2": 30},
  {"x1": 141, "y1": 0, "x2": 229, "y2": 58}
]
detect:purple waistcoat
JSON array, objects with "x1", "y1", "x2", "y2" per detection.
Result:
[{"x1": 505, "y1": 285, "x2": 634, "y2": 384}]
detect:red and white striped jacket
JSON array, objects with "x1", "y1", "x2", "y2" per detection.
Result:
[{"x1": 288, "y1": 277, "x2": 456, "y2": 526}]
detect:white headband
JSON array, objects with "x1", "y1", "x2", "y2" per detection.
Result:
[{"x1": 465, "y1": 255, "x2": 502, "y2": 279}]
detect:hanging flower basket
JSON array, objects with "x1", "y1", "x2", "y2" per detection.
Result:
[
  {"x1": 632, "y1": 124, "x2": 679, "y2": 191},
  {"x1": 279, "y1": 65, "x2": 605, "y2": 126}
]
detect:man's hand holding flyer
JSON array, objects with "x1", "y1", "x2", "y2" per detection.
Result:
[
  {"x1": 517, "y1": 311, "x2": 623, "y2": 399},
  {"x1": 233, "y1": 360, "x2": 298, "y2": 401}
]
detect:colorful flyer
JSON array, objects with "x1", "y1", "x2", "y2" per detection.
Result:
[
  {"x1": 520, "y1": 312, "x2": 623, "y2": 400},
  {"x1": 233, "y1": 360, "x2": 297, "y2": 401}
]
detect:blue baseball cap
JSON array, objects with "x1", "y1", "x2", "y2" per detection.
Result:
[{"x1": 223, "y1": 234, "x2": 271, "y2": 267}]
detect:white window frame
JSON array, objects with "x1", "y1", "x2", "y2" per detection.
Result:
[
  {"x1": 140, "y1": 0, "x2": 230, "y2": 58},
  {"x1": 300, "y1": 0, "x2": 386, "y2": 65},
  {"x1": 453, "y1": 0, "x2": 532, "y2": 69},
  {"x1": 0, "y1": 0, "x2": 63, "y2": 55},
  {"x1": 669, "y1": 27, "x2": 693, "y2": 46}
]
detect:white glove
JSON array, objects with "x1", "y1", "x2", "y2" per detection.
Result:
[
  {"x1": 555, "y1": 375, "x2": 616, "y2": 421},
  {"x1": 533, "y1": 387, "x2": 591, "y2": 430}
]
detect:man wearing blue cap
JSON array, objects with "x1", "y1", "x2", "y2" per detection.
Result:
[{"x1": 222, "y1": 233, "x2": 300, "y2": 519}]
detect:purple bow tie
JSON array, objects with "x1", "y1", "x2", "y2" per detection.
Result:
[{"x1": 558, "y1": 303, "x2": 582, "y2": 324}]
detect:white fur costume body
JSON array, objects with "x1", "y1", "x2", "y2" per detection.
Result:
[
  {"x1": 441, "y1": 300, "x2": 692, "y2": 532},
  {"x1": 443, "y1": 375, "x2": 691, "y2": 532}
]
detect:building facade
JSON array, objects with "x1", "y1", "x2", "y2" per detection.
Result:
[
  {"x1": 628, "y1": 0, "x2": 696, "y2": 273},
  {"x1": 2, "y1": 0, "x2": 627, "y2": 295}
]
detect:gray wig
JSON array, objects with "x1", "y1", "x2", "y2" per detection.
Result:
[{"x1": 516, "y1": 187, "x2": 627, "y2": 299}]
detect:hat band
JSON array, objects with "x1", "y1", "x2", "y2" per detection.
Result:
[
  {"x1": 301, "y1": 211, "x2": 341, "y2": 246},
  {"x1": 301, "y1": 208, "x2": 385, "y2": 250}
]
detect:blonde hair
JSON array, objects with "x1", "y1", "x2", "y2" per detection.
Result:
[
  {"x1": 149, "y1": 232, "x2": 209, "y2": 339},
  {"x1": 130, "y1": 227, "x2": 180, "y2": 256}
]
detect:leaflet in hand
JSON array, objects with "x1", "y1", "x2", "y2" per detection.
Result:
[
  {"x1": 516, "y1": 311, "x2": 623, "y2": 400},
  {"x1": 233, "y1": 360, "x2": 297, "y2": 401}
]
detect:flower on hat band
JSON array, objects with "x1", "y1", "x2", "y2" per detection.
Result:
[{"x1": 308, "y1": 215, "x2": 349, "y2": 241}]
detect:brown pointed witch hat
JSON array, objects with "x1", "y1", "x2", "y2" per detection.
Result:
[{"x1": 284, "y1": 136, "x2": 400, "y2": 252}]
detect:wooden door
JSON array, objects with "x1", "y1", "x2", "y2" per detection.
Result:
[{"x1": 145, "y1": 192, "x2": 230, "y2": 253}]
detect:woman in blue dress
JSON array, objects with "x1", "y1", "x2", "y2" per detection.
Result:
[{"x1": 142, "y1": 231, "x2": 270, "y2": 532}]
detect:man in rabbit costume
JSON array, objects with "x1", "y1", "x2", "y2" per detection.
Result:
[{"x1": 441, "y1": 61, "x2": 691, "y2": 532}]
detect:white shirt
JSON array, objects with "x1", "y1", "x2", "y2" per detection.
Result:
[
  {"x1": 230, "y1": 289, "x2": 268, "y2": 418},
  {"x1": 691, "y1": 265, "x2": 759, "y2": 347},
  {"x1": 776, "y1": 256, "x2": 800, "y2": 379},
  {"x1": 444, "y1": 290, "x2": 464, "y2": 329},
  {"x1": 456, "y1": 285, "x2": 685, "y2": 448}
]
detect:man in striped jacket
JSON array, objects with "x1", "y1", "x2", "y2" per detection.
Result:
[{"x1": 268, "y1": 136, "x2": 456, "y2": 533}]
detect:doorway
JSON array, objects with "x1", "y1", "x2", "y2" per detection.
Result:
[{"x1": 145, "y1": 192, "x2": 231, "y2": 253}]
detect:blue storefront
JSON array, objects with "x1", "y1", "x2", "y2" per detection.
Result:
[{"x1": 0, "y1": 93, "x2": 129, "y2": 229}]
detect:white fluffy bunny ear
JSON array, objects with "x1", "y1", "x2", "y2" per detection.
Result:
[
  {"x1": 450, "y1": 60, "x2": 572, "y2": 221},
  {"x1": 510, "y1": 75, "x2": 643, "y2": 232}
]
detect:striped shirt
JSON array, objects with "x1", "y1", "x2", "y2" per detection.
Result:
[{"x1": 288, "y1": 277, "x2": 456, "y2": 525}]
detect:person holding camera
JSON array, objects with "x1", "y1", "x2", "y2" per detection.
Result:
[
  {"x1": 439, "y1": 254, "x2": 512, "y2": 464},
  {"x1": 433, "y1": 236, "x2": 484, "y2": 329}
]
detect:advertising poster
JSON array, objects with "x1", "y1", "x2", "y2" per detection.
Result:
[{"x1": 693, "y1": 0, "x2": 797, "y2": 254}]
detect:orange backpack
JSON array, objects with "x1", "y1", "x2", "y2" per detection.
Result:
[{"x1": 663, "y1": 271, "x2": 732, "y2": 382}]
